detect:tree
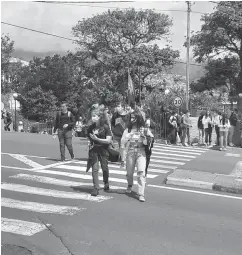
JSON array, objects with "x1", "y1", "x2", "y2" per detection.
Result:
[
  {"x1": 1, "y1": 34, "x2": 14, "y2": 93},
  {"x1": 190, "y1": 57, "x2": 240, "y2": 100},
  {"x1": 72, "y1": 8, "x2": 179, "y2": 100},
  {"x1": 190, "y1": 1, "x2": 242, "y2": 104},
  {"x1": 18, "y1": 86, "x2": 58, "y2": 121}
]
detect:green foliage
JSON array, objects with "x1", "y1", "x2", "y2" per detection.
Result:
[
  {"x1": 18, "y1": 86, "x2": 58, "y2": 121},
  {"x1": 190, "y1": 57, "x2": 240, "y2": 99},
  {"x1": 190, "y1": 1, "x2": 242, "y2": 94},
  {"x1": 1, "y1": 34, "x2": 15, "y2": 93}
]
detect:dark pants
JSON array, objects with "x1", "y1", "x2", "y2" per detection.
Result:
[
  {"x1": 58, "y1": 129, "x2": 74, "y2": 160},
  {"x1": 205, "y1": 128, "x2": 212, "y2": 144},
  {"x1": 4, "y1": 120, "x2": 12, "y2": 131},
  {"x1": 145, "y1": 138, "x2": 154, "y2": 176},
  {"x1": 92, "y1": 149, "x2": 109, "y2": 190},
  {"x1": 168, "y1": 127, "x2": 177, "y2": 144},
  {"x1": 215, "y1": 125, "x2": 220, "y2": 145}
]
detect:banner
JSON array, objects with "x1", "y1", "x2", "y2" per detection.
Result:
[{"x1": 128, "y1": 68, "x2": 135, "y2": 104}]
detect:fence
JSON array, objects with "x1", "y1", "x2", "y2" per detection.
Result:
[{"x1": 30, "y1": 121, "x2": 54, "y2": 134}]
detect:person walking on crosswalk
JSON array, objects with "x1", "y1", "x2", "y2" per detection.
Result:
[
  {"x1": 86, "y1": 106, "x2": 112, "y2": 196},
  {"x1": 53, "y1": 102, "x2": 75, "y2": 161},
  {"x1": 120, "y1": 109, "x2": 147, "y2": 202}
]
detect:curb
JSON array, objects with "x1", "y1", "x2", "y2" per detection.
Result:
[{"x1": 165, "y1": 169, "x2": 242, "y2": 195}]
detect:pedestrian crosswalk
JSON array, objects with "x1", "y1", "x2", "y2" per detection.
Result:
[{"x1": 1, "y1": 143, "x2": 208, "y2": 236}]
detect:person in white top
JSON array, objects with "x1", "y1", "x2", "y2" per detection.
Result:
[
  {"x1": 120, "y1": 109, "x2": 147, "y2": 202},
  {"x1": 218, "y1": 113, "x2": 230, "y2": 151},
  {"x1": 202, "y1": 110, "x2": 213, "y2": 146},
  {"x1": 212, "y1": 111, "x2": 222, "y2": 146}
]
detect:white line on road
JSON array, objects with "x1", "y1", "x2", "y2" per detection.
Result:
[
  {"x1": 1, "y1": 183, "x2": 112, "y2": 202},
  {"x1": 148, "y1": 159, "x2": 185, "y2": 165},
  {"x1": 1, "y1": 218, "x2": 49, "y2": 236},
  {"x1": 53, "y1": 165, "x2": 158, "y2": 178},
  {"x1": 225, "y1": 153, "x2": 241, "y2": 158},
  {"x1": 152, "y1": 148, "x2": 202, "y2": 155},
  {"x1": 150, "y1": 155, "x2": 191, "y2": 162},
  {"x1": 154, "y1": 144, "x2": 208, "y2": 152},
  {"x1": 9, "y1": 154, "x2": 42, "y2": 168},
  {"x1": 2, "y1": 152, "x2": 49, "y2": 159},
  {"x1": 11, "y1": 174, "x2": 127, "y2": 190},
  {"x1": 150, "y1": 151, "x2": 196, "y2": 158},
  {"x1": 1, "y1": 197, "x2": 86, "y2": 215},
  {"x1": 148, "y1": 184, "x2": 242, "y2": 200}
]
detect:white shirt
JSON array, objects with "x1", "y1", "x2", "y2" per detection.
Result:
[{"x1": 202, "y1": 116, "x2": 212, "y2": 129}]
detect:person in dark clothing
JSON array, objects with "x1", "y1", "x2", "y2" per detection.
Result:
[
  {"x1": 86, "y1": 107, "x2": 112, "y2": 196},
  {"x1": 228, "y1": 109, "x2": 238, "y2": 146},
  {"x1": 144, "y1": 110, "x2": 155, "y2": 177},
  {"x1": 197, "y1": 111, "x2": 205, "y2": 144},
  {"x1": 4, "y1": 111, "x2": 12, "y2": 131},
  {"x1": 53, "y1": 103, "x2": 75, "y2": 161},
  {"x1": 111, "y1": 103, "x2": 128, "y2": 151}
]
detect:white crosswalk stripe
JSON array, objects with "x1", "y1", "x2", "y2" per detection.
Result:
[{"x1": 1, "y1": 143, "x2": 207, "y2": 236}]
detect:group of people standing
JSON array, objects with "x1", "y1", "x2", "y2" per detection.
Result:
[
  {"x1": 197, "y1": 109, "x2": 239, "y2": 150},
  {"x1": 167, "y1": 110, "x2": 192, "y2": 146},
  {"x1": 1, "y1": 109, "x2": 12, "y2": 131},
  {"x1": 53, "y1": 102, "x2": 156, "y2": 202}
]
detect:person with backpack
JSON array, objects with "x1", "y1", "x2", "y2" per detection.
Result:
[
  {"x1": 197, "y1": 111, "x2": 204, "y2": 145},
  {"x1": 53, "y1": 102, "x2": 75, "y2": 161},
  {"x1": 120, "y1": 109, "x2": 147, "y2": 202},
  {"x1": 168, "y1": 111, "x2": 178, "y2": 145}
]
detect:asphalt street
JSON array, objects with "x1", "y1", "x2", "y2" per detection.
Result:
[{"x1": 1, "y1": 132, "x2": 242, "y2": 255}]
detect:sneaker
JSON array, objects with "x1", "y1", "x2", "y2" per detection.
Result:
[
  {"x1": 229, "y1": 143, "x2": 234, "y2": 147},
  {"x1": 104, "y1": 183, "x2": 110, "y2": 191},
  {"x1": 125, "y1": 186, "x2": 132, "y2": 193},
  {"x1": 223, "y1": 148, "x2": 227, "y2": 151},
  {"x1": 91, "y1": 188, "x2": 99, "y2": 196},
  {"x1": 139, "y1": 195, "x2": 145, "y2": 202},
  {"x1": 61, "y1": 158, "x2": 66, "y2": 162},
  {"x1": 71, "y1": 155, "x2": 75, "y2": 160},
  {"x1": 219, "y1": 147, "x2": 223, "y2": 151}
]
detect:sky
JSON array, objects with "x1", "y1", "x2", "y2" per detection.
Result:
[{"x1": 1, "y1": 0, "x2": 217, "y2": 60}]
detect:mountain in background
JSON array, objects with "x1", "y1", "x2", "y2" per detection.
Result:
[{"x1": 13, "y1": 49, "x2": 205, "y2": 81}]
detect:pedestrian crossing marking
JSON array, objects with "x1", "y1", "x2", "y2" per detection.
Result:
[
  {"x1": 11, "y1": 174, "x2": 127, "y2": 190},
  {"x1": 1, "y1": 183, "x2": 112, "y2": 202},
  {"x1": 154, "y1": 144, "x2": 209, "y2": 152},
  {"x1": 152, "y1": 148, "x2": 201, "y2": 155},
  {"x1": 2, "y1": 197, "x2": 86, "y2": 215},
  {"x1": 149, "y1": 159, "x2": 185, "y2": 165},
  {"x1": 9, "y1": 154, "x2": 43, "y2": 168},
  {"x1": 1, "y1": 218, "x2": 49, "y2": 236},
  {"x1": 53, "y1": 165, "x2": 158, "y2": 178},
  {"x1": 1, "y1": 142, "x2": 208, "y2": 237},
  {"x1": 150, "y1": 155, "x2": 191, "y2": 161}
]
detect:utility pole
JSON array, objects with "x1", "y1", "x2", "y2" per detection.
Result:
[{"x1": 186, "y1": 1, "x2": 191, "y2": 110}]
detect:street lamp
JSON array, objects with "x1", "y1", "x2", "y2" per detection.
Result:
[{"x1": 13, "y1": 92, "x2": 18, "y2": 131}]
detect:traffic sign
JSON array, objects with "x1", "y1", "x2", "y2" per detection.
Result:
[{"x1": 173, "y1": 96, "x2": 183, "y2": 108}]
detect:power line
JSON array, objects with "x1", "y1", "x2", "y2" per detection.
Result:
[
  {"x1": 1, "y1": 22, "x2": 78, "y2": 43},
  {"x1": 34, "y1": 1, "x2": 207, "y2": 15},
  {"x1": 3, "y1": 21, "x2": 239, "y2": 71}
]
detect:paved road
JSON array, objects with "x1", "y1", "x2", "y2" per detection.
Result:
[{"x1": 2, "y1": 132, "x2": 242, "y2": 255}]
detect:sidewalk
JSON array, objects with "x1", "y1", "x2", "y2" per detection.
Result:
[{"x1": 166, "y1": 161, "x2": 242, "y2": 195}]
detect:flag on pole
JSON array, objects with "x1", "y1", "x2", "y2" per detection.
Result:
[{"x1": 128, "y1": 68, "x2": 135, "y2": 105}]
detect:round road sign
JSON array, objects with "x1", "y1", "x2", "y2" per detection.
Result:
[{"x1": 173, "y1": 96, "x2": 183, "y2": 108}]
